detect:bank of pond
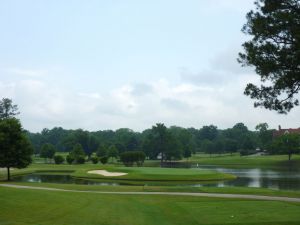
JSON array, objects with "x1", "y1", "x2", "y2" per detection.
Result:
[{"x1": 4, "y1": 162, "x2": 300, "y2": 191}]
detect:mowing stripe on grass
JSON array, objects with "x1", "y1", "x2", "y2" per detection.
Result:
[{"x1": 1, "y1": 183, "x2": 300, "y2": 203}]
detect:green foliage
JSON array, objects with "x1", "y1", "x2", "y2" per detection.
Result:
[
  {"x1": 199, "y1": 125, "x2": 218, "y2": 141},
  {"x1": 239, "y1": 0, "x2": 300, "y2": 113},
  {"x1": 66, "y1": 154, "x2": 74, "y2": 165},
  {"x1": 0, "y1": 118, "x2": 33, "y2": 180},
  {"x1": 0, "y1": 98, "x2": 19, "y2": 119},
  {"x1": 90, "y1": 156, "x2": 99, "y2": 164},
  {"x1": 53, "y1": 155, "x2": 65, "y2": 164},
  {"x1": 99, "y1": 156, "x2": 108, "y2": 164},
  {"x1": 40, "y1": 143, "x2": 56, "y2": 162},
  {"x1": 70, "y1": 143, "x2": 86, "y2": 164},
  {"x1": 269, "y1": 133, "x2": 300, "y2": 160},
  {"x1": 107, "y1": 145, "x2": 119, "y2": 159},
  {"x1": 96, "y1": 144, "x2": 107, "y2": 157},
  {"x1": 120, "y1": 151, "x2": 146, "y2": 167},
  {"x1": 255, "y1": 123, "x2": 273, "y2": 149},
  {"x1": 76, "y1": 155, "x2": 85, "y2": 164}
]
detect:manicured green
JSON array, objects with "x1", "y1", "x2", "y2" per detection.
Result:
[
  {"x1": 2, "y1": 182, "x2": 300, "y2": 198},
  {"x1": 0, "y1": 163, "x2": 235, "y2": 183},
  {"x1": 187, "y1": 153, "x2": 300, "y2": 169},
  {"x1": 1, "y1": 187, "x2": 300, "y2": 225}
]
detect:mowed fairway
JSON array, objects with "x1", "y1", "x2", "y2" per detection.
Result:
[
  {"x1": 74, "y1": 166, "x2": 235, "y2": 182},
  {"x1": 1, "y1": 187, "x2": 300, "y2": 225}
]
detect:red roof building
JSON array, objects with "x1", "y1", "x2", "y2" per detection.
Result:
[{"x1": 273, "y1": 125, "x2": 300, "y2": 138}]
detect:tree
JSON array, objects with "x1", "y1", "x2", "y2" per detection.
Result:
[
  {"x1": 199, "y1": 125, "x2": 218, "y2": 141},
  {"x1": 255, "y1": 122, "x2": 273, "y2": 149},
  {"x1": 239, "y1": 0, "x2": 300, "y2": 113},
  {"x1": 0, "y1": 98, "x2": 19, "y2": 119},
  {"x1": 54, "y1": 155, "x2": 65, "y2": 164},
  {"x1": 91, "y1": 156, "x2": 99, "y2": 164},
  {"x1": 107, "y1": 145, "x2": 119, "y2": 162},
  {"x1": 0, "y1": 118, "x2": 33, "y2": 180},
  {"x1": 70, "y1": 143, "x2": 85, "y2": 164},
  {"x1": 66, "y1": 154, "x2": 75, "y2": 164},
  {"x1": 151, "y1": 123, "x2": 169, "y2": 164},
  {"x1": 96, "y1": 144, "x2": 108, "y2": 157},
  {"x1": 99, "y1": 156, "x2": 108, "y2": 164},
  {"x1": 120, "y1": 151, "x2": 146, "y2": 167},
  {"x1": 270, "y1": 133, "x2": 300, "y2": 160},
  {"x1": 40, "y1": 143, "x2": 56, "y2": 163}
]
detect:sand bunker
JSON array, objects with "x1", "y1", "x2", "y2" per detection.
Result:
[{"x1": 88, "y1": 170, "x2": 127, "y2": 177}]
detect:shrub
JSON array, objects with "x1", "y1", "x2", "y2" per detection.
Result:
[
  {"x1": 76, "y1": 155, "x2": 85, "y2": 164},
  {"x1": 91, "y1": 156, "x2": 99, "y2": 164},
  {"x1": 54, "y1": 155, "x2": 64, "y2": 164},
  {"x1": 100, "y1": 156, "x2": 108, "y2": 165},
  {"x1": 120, "y1": 151, "x2": 146, "y2": 167},
  {"x1": 66, "y1": 154, "x2": 75, "y2": 164}
]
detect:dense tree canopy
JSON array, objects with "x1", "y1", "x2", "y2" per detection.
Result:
[
  {"x1": 25, "y1": 121, "x2": 299, "y2": 162},
  {"x1": 239, "y1": 0, "x2": 300, "y2": 113},
  {"x1": 0, "y1": 118, "x2": 33, "y2": 180}
]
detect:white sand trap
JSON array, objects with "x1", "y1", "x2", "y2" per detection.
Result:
[{"x1": 88, "y1": 170, "x2": 127, "y2": 177}]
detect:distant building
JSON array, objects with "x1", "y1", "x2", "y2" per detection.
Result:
[{"x1": 273, "y1": 125, "x2": 300, "y2": 138}]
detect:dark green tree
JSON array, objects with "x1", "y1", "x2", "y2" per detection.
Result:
[
  {"x1": 107, "y1": 145, "x2": 119, "y2": 162},
  {"x1": 0, "y1": 98, "x2": 19, "y2": 119},
  {"x1": 70, "y1": 143, "x2": 85, "y2": 163},
  {"x1": 54, "y1": 155, "x2": 65, "y2": 164},
  {"x1": 152, "y1": 123, "x2": 169, "y2": 164},
  {"x1": 96, "y1": 144, "x2": 108, "y2": 157},
  {"x1": 239, "y1": 0, "x2": 300, "y2": 113},
  {"x1": 40, "y1": 143, "x2": 56, "y2": 163},
  {"x1": 270, "y1": 133, "x2": 300, "y2": 160},
  {"x1": 255, "y1": 122, "x2": 273, "y2": 149},
  {"x1": 0, "y1": 118, "x2": 33, "y2": 180}
]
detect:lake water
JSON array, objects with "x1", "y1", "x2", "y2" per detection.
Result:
[
  {"x1": 12, "y1": 174, "x2": 120, "y2": 186},
  {"x1": 12, "y1": 165, "x2": 300, "y2": 191},
  {"x1": 191, "y1": 166, "x2": 300, "y2": 191}
]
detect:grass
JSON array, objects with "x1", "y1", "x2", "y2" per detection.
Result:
[
  {"x1": 0, "y1": 163, "x2": 235, "y2": 183},
  {"x1": 186, "y1": 153, "x2": 300, "y2": 169},
  {"x1": 1, "y1": 186, "x2": 300, "y2": 225},
  {"x1": 2, "y1": 181, "x2": 300, "y2": 198}
]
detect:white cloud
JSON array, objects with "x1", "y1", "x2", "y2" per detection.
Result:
[
  {"x1": 3, "y1": 68, "x2": 48, "y2": 77},
  {"x1": 1, "y1": 66, "x2": 299, "y2": 132}
]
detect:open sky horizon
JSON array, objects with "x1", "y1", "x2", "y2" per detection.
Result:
[{"x1": 0, "y1": 0, "x2": 299, "y2": 132}]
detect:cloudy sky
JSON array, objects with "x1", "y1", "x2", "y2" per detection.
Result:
[{"x1": 0, "y1": 0, "x2": 299, "y2": 132}]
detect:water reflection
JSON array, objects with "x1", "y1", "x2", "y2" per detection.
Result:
[
  {"x1": 191, "y1": 166, "x2": 300, "y2": 190},
  {"x1": 12, "y1": 174, "x2": 120, "y2": 186},
  {"x1": 11, "y1": 165, "x2": 300, "y2": 191}
]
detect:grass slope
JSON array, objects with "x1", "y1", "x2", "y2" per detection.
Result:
[
  {"x1": 1, "y1": 186, "x2": 300, "y2": 225},
  {"x1": 187, "y1": 154, "x2": 300, "y2": 169}
]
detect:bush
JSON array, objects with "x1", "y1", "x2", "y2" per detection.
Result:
[
  {"x1": 120, "y1": 151, "x2": 146, "y2": 167},
  {"x1": 100, "y1": 156, "x2": 108, "y2": 165},
  {"x1": 66, "y1": 154, "x2": 75, "y2": 164},
  {"x1": 240, "y1": 149, "x2": 256, "y2": 156},
  {"x1": 91, "y1": 156, "x2": 99, "y2": 164},
  {"x1": 76, "y1": 155, "x2": 85, "y2": 164},
  {"x1": 54, "y1": 155, "x2": 64, "y2": 164}
]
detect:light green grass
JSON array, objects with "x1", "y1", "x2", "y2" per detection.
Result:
[
  {"x1": 1, "y1": 186, "x2": 300, "y2": 225},
  {"x1": 0, "y1": 163, "x2": 235, "y2": 183},
  {"x1": 2, "y1": 181, "x2": 300, "y2": 198},
  {"x1": 73, "y1": 166, "x2": 235, "y2": 182},
  {"x1": 186, "y1": 153, "x2": 300, "y2": 169}
]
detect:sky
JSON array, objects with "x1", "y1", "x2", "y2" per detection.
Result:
[{"x1": 0, "y1": 0, "x2": 299, "y2": 132}]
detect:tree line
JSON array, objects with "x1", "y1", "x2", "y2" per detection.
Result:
[{"x1": 26, "y1": 121, "x2": 299, "y2": 162}]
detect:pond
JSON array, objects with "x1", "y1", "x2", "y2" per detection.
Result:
[
  {"x1": 11, "y1": 165, "x2": 300, "y2": 191},
  {"x1": 12, "y1": 173, "x2": 120, "y2": 186},
  {"x1": 189, "y1": 166, "x2": 300, "y2": 191}
]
